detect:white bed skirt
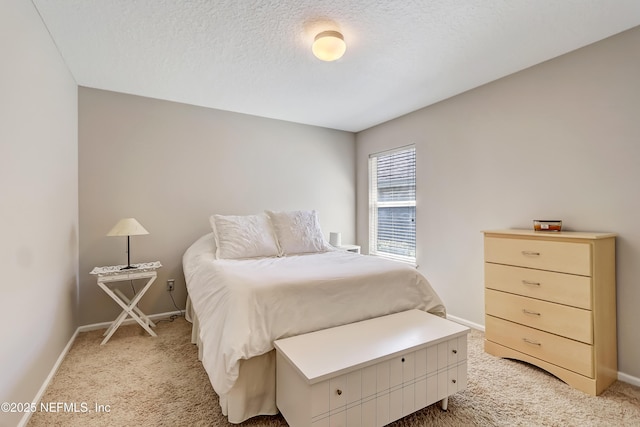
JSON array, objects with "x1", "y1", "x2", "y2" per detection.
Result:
[{"x1": 187, "y1": 297, "x2": 278, "y2": 423}]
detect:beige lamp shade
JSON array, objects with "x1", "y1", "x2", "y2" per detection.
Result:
[
  {"x1": 107, "y1": 218, "x2": 149, "y2": 270},
  {"x1": 312, "y1": 30, "x2": 346, "y2": 61},
  {"x1": 107, "y1": 218, "x2": 149, "y2": 237}
]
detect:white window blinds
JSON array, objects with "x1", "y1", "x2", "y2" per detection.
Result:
[{"x1": 368, "y1": 146, "x2": 416, "y2": 263}]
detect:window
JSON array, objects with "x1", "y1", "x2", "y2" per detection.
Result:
[{"x1": 368, "y1": 146, "x2": 416, "y2": 263}]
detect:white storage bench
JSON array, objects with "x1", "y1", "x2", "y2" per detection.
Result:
[{"x1": 274, "y1": 309, "x2": 470, "y2": 427}]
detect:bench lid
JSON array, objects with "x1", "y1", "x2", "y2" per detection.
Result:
[{"x1": 274, "y1": 309, "x2": 469, "y2": 384}]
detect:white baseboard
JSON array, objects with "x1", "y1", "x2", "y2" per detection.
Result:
[
  {"x1": 77, "y1": 310, "x2": 183, "y2": 332},
  {"x1": 618, "y1": 371, "x2": 640, "y2": 387},
  {"x1": 446, "y1": 313, "x2": 485, "y2": 332},
  {"x1": 18, "y1": 328, "x2": 79, "y2": 427},
  {"x1": 18, "y1": 310, "x2": 182, "y2": 427}
]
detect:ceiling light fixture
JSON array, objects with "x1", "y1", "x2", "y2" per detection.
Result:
[{"x1": 312, "y1": 30, "x2": 346, "y2": 62}]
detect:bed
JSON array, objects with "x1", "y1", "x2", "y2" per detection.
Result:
[{"x1": 183, "y1": 211, "x2": 446, "y2": 423}]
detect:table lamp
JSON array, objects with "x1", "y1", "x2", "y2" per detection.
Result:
[{"x1": 107, "y1": 218, "x2": 149, "y2": 270}]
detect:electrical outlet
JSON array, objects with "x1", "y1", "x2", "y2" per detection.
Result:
[{"x1": 167, "y1": 279, "x2": 175, "y2": 292}]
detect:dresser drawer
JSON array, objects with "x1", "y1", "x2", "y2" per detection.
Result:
[
  {"x1": 485, "y1": 263, "x2": 592, "y2": 309},
  {"x1": 485, "y1": 289, "x2": 593, "y2": 344},
  {"x1": 485, "y1": 237, "x2": 591, "y2": 276},
  {"x1": 486, "y1": 315, "x2": 593, "y2": 377}
]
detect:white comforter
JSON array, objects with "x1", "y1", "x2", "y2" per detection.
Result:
[{"x1": 183, "y1": 233, "x2": 445, "y2": 396}]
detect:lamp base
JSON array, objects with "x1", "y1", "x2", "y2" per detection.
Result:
[{"x1": 120, "y1": 265, "x2": 137, "y2": 270}]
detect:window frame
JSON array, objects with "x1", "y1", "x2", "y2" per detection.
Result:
[{"x1": 368, "y1": 145, "x2": 416, "y2": 264}]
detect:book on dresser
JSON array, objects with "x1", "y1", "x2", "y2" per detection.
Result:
[{"x1": 482, "y1": 229, "x2": 617, "y2": 396}]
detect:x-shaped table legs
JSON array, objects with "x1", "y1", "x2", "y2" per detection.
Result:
[{"x1": 97, "y1": 271, "x2": 158, "y2": 345}]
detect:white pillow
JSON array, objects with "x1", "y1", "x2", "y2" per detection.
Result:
[
  {"x1": 209, "y1": 213, "x2": 280, "y2": 259},
  {"x1": 266, "y1": 210, "x2": 329, "y2": 255}
]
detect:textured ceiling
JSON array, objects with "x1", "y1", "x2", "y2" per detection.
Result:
[{"x1": 32, "y1": 0, "x2": 640, "y2": 132}]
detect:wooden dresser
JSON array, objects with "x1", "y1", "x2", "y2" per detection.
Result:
[{"x1": 482, "y1": 229, "x2": 617, "y2": 395}]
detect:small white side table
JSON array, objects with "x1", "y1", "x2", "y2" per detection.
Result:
[
  {"x1": 90, "y1": 261, "x2": 162, "y2": 345},
  {"x1": 336, "y1": 244, "x2": 361, "y2": 254}
]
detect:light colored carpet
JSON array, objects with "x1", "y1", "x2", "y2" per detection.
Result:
[{"x1": 28, "y1": 317, "x2": 640, "y2": 427}]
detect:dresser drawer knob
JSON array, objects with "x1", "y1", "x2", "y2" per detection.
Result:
[
  {"x1": 452, "y1": 349, "x2": 457, "y2": 354},
  {"x1": 523, "y1": 338, "x2": 542, "y2": 346},
  {"x1": 522, "y1": 309, "x2": 541, "y2": 316},
  {"x1": 522, "y1": 280, "x2": 541, "y2": 286},
  {"x1": 401, "y1": 357, "x2": 405, "y2": 362},
  {"x1": 521, "y1": 251, "x2": 540, "y2": 256},
  {"x1": 452, "y1": 379, "x2": 457, "y2": 384},
  {"x1": 336, "y1": 389, "x2": 342, "y2": 396}
]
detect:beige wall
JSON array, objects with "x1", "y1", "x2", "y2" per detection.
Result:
[
  {"x1": 0, "y1": 0, "x2": 78, "y2": 425},
  {"x1": 356, "y1": 26, "x2": 640, "y2": 380},
  {"x1": 78, "y1": 88, "x2": 356, "y2": 325}
]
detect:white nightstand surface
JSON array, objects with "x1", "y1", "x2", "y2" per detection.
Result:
[
  {"x1": 336, "y1": 244, "x2": 361, "y2": 254},
  {"x1": 91, "y1": 261, "x2": 162, "y2": 345},
  {"x1": 90, "y1": 261, "x2": 162, "y2": 276}
]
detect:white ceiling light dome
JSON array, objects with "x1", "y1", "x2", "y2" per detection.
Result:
[{"x1": 312, "y1": 30, "x2": 346, "y2": 61}]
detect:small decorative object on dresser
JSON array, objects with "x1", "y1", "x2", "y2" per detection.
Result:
[
  {"x1": 533, "y1": 220, "x2": 562, "y2": 232},
  {"x1": 482, "y1": 229, "x2": 617, "y2": 395}
]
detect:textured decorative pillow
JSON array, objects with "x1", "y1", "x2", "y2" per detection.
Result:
[
  {"x1": 266, "y1": 210, "x2": 329, "y2": 255},
  {"x1": 209, "y1": 213, "x2": 280, "y2": 259}
]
